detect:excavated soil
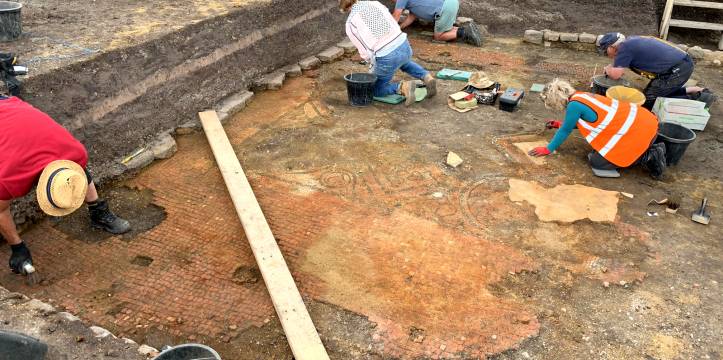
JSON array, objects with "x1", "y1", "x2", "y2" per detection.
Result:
[{"x1": 1, "y1": 34, "x2": 722, "y2": 359}]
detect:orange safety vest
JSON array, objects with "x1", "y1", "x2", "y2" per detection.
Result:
[{"x1": 571, "y1": 92, "x2": 658, "y2": 167}]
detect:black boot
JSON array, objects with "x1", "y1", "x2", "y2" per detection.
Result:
[
  {"x1": 642, "y1": 143, "x2": 667, "y2": 180},
  {"x1": 88, "y1": 200, "x2": 131, "y2": 234}
]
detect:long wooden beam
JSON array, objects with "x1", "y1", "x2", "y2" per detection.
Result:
[{"x1": 199, "y1": 110, "x2": 329, "y2": 360}]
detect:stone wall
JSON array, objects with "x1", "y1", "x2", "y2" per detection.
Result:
[{"x1": 10, "y1": 0, "x2": 347, "y2": 226}]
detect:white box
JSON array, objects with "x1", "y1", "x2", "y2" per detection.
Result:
[{"x1": 652, "y1": 97, "x2": 710, "y2": 131}]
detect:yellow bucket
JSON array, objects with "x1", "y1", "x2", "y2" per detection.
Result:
[{"x1": 606, "y1": 86, "x2": 645, "y2": 105}]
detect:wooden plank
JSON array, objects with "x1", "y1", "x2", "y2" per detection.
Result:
[
  {"x1": 660, "y1": 0, "x2": 676, "y2": 39},
  {"x1": 669, "y1": 19, "x2": 723, "y2": 31},
  {"x1": 198, "y1": 110, "x2": 330, "y2": 360},
  {"x1": 674, "y1": 0, "x2": 723, "y2": 9}
]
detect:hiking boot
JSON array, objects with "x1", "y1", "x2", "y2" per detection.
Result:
[
  {"x1": 423, "y1": 73, "x2": 437, "y2": 98},
  {"x1": 461, "y1": 22, "x2": 483, "y2": 47},
  {"x1": 642, "y1": 143, "x2": 667, "y2": 180},
  {"x1": 399, "y1": 80, "x2": 416, "y2": 106},
  {"x1": 88, "y1": 199, "x2": 131, "y2": 234}
]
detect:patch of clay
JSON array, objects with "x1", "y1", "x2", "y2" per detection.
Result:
[
  {"x1": 645, "y1": 334, "x2": 686, "y2": 360},
  {"x1": 508, "y1": 179, "x2": 619, "y2": 223},
  {"x1": 513, "y1": 141, "x2": 548, "y2": 165},
  {"x1": 289, "y1": 173, "x2": 321, "y2": 196}
]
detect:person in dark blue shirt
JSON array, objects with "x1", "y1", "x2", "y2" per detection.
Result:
[{"x1": 597, "y1": 32, "x2": 715, "y2": 110}]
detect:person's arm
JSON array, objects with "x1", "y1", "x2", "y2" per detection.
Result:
[
  {"x1": 392, "y1": 0, "x2": 408, "y2": 21},
  {"x1": 0, "y1": 200, "x2": 21, "y2": 245},
  {"x1": 399, "y1": 13, "x2": 416, "y2": 29},
  {"x1": 546, "y1": 101, "x2": 590, "y2": 152},
  {"x1": 604, "y1": 65, "x2": 625, "y2": 80},
  {"x1": 0, "y1": 199, "x2": 32, "y2": 274},
  {"x1": 392, "y1": 8, "x2": 404, "y2": 22},
  {"x1": 346, "y1": 21, "x2": 370, "y2": 62}
]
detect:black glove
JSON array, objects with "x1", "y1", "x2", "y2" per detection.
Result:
[{"x1": 9, "y1": 242, "x2": 32, "y2": 274}]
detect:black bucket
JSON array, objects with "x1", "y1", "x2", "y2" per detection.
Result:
[
  {"x1": 591, "y1": 75, "x2": 630, "y2": 96},
  {"x1": 153, "y1": 344, "x2": 221, "y2": 360},
  {"x1": 655, "y1": 122, "x2": 696, "y2": 166},
  {"x1": 344, "y1": 72, "x2": 377, "y2": 107},
  {"x1": 0, "y1": 1, "x2": 22, "y2": 42}
]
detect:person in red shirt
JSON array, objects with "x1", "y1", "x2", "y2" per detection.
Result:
[{"x1": 0, "y1": 96, "x2": 131, "y2": 275}]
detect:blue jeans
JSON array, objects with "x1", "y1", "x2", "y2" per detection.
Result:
[{"x1": 374, "y1": 41, "x2": 429, "y2": 97}]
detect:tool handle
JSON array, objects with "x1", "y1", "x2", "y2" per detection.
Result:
[{"x1": 701, "y1": 198, "x2": 708, "y2": 211}]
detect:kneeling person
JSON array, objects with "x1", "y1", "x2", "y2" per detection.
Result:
[
  {"x1": 529, "y1": 79, "x2": 667, "y2": 179},
  {"x1": 342, "y1": 0, "x2": 437, "y2": 106},
  {"x1": 392, "y1": 0, "x2": 482, "y2": 46},
  {"x1": 0, "y1": 96, "x2": 131, "y2": 274},
  {"x1": 597, "y1": 32, "x2": 715, "y2": 110}
]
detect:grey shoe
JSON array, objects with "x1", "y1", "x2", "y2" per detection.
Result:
[
  {"x1": 89, "y1": 200, "x2": 131, "y2": 234},
  {"x1": 462, "y1": 22, "x2": 483, "y2": 47},
  {"x1": 399, "y1": 80, "x2": 416, "y2": 106}
]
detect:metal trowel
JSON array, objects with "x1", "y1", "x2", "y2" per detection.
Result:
[{"x1": 691, "y1": 198, "x2": 711, "y2": 225}]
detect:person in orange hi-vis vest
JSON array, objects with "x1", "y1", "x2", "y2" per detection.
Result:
[{"x1": 528, "y1": 79, "x2": 667, "y2": 179}]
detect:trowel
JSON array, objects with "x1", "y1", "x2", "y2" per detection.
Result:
[{"x1": 691, "y1": 198, "x2": 711, "y2": 225}]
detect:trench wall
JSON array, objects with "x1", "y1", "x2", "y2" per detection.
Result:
[{"x1": 10, "y1": 0, "x2": 346, "y2": 225}]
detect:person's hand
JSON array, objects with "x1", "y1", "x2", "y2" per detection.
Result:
[
  {"x1": 528, "y1": 147, "x2": 551, "y2": 157},
  {"x1": 545, "y1": 120, "x2": 562, "y2": 129},
  {"x1": 9, "y1": 241, "x2": 32, "y2": 274}
]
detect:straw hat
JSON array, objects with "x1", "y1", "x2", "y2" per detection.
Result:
[
  {"x1": 467, "y1": 71, "x2": 495, "y2": 89},
  {"x1": 36, "y1": 160, "x2": 88, "y2": 217}
]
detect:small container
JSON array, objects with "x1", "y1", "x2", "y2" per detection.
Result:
[
  {"x1": 0, "y1": 1, "x2": 22, "y2": 42},
  {"x1": 655, "y1": 122, "x2": 696, "y2": 166},
  {"x1": 499, "y1": 88, "x2": 524, "y2": 112},
  {"x1": 344, "y1": 73, "x2": 377, "y2": 107}
]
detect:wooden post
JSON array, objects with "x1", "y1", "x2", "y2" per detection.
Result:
[
  {"x1": 660, "y1": 0, "x2": 675, "y2": 39},
  {"x1": 199, "y1": 111, "x2": 330, "y2": 360}
]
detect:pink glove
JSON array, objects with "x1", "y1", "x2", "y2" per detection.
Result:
[
  {"x1": 528, "y1": 147, "x2": 551, "y2": 157},
  {"x1": 545, "y1": 120, "x2": 562, "y2": 129}
]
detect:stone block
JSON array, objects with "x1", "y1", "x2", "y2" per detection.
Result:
[
  {"x1": 24, "y1": 299, "x2": 56, "y2": 315},
  {"x1": 254, "y1": 71, "x2": 285, "y2": 91},
  {"x1": 280, "y1": 64, "x2": 302, "y2": 77},
  {"x1": 543, "y1": 31, "x2": 560, "y2": 42},
  {"x1": 58, "y1": 312, "x2": 81, "y2": 322},
  {"x1": 523, "y1": 30, "x2": 543, "y2": 44},
  {"x1": 559, "y1": 33, "x2": 579, "y2": 42},
  {"x1": 123, "y1": 149, "x2": 154, "y2": 171},
  {"x1": 446, "y1": 151, "x2": 463, "y2": 168},
  {"x1": 299, "y1": 56, "x2": 321, "y2": 70},
  {"x1": 138, "y1": 345, "x2": 159, "y2": 357},
  {"x1": 579, "y1": 33, "x2": 597, "y2": 44},
  {"x1": 317, "y1": 46, "x2": 344, "y2": 63},
  {"x1": 336, "y1": 39, "x2": 356, "y2": 54},
  {"x1": 676, "y1": 43, "x2": 689, "y2": 52},
  {"x1": 688, "y1": 46, "x2": 712, "y2": 60},
  {"x1": 216, "y1": 90, "x2": 254, "y2": 116},
  {"x1": 150, "y1": 134, "x2": 177, "y2": 160},
  {"x1": 90, "y1": 326, "x2": 114, "y2": 338}
]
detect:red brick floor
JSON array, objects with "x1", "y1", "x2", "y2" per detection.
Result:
[{"x1": 0, "y1": 75, "x2": 653, "y2": 359}]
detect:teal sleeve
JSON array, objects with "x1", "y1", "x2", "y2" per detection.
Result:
[{"x1": 547, "y1": 101, "x2": 598, "y2": 152}]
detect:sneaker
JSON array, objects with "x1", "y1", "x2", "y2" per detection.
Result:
[
  {"x1": 423, "y1": 73, "x2": 437, "y2": 98},
  {"x1": 462, "y1": 22, "x2": 483, "y2": 47},
  {"x1": 642, "y1": 143, "x2": 667, "y2": 180},
  {"x1": 399, "y1": 80, "x2": 416, "y2": 106},
  {"x1": 88, "y1": 199, "x2": 131, "y2": 234},
  {"x1": 587, "y1": 153, "x2": 620, "y2": 178}
]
